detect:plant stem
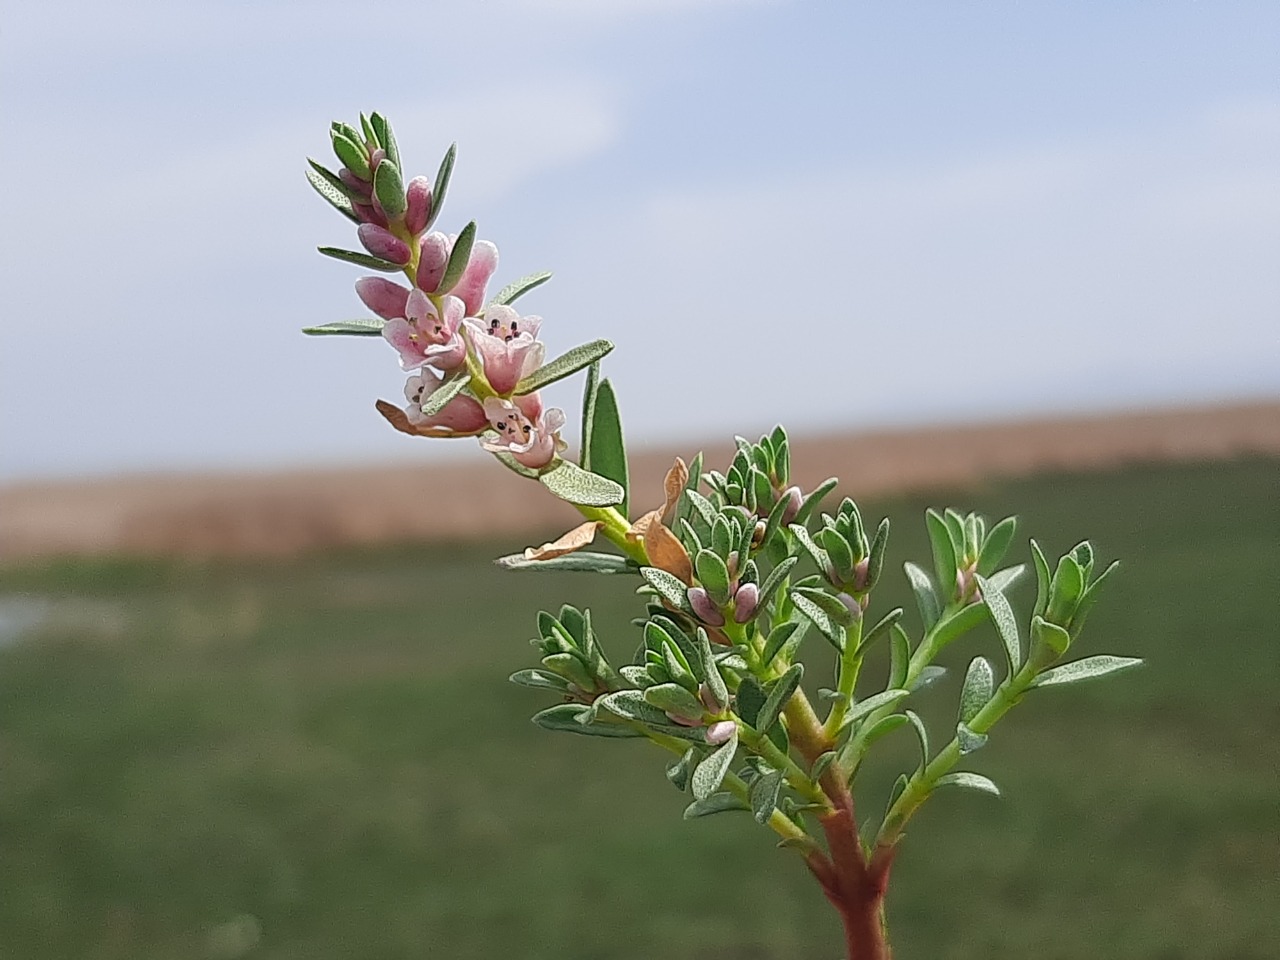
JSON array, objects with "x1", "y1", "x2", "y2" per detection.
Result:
[{"x1": 575, "y1": 504, "x2": 647, "y2": 565}]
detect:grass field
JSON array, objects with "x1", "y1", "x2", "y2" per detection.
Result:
[{"x1": 1, "y1": 457, "x2": 1277, "y2": 959}]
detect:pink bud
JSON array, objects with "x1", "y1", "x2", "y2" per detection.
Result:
[
  {"x1": 357, "y1": 224, "x2": 411, "y2": 265},
  {"x1": 854, "y1": 557, "x2": 870, "y2": 591},
  {"x1": 353, "y1": 202, "x2": 389, "y2": 229},
  {"x1": 369, "y1": 147, "x2": 386, "y2": 169},
  {"x1": 781, "y1": 486, "x2": 803, "y2": 525},
  {"x1": 354, "y1": 277, "x2": 410, "y2": 321},
  {"x1": 687, "y1": 587, "x2": 725, "y2": 627},
  {"x1": 706, "y1": 720, "x2": 737, "y2": 745},
  {"x1": 699, "y1": 683, "x2": 721, "y2": 711},
  {"x1": 732, "y1": 583, "x2": 759, "y2": 623},
  {"x1": 416, "y1": 232, "x2": 450, "y2": 292},
  {"x1": 339, "y1": 167, "x2": 372, "y2": 197},
  {"x1": 836, "y1": 592, "x2": 863, "y2": 619},
  {"x1": 403, "y1": 177, "x2": 433, "y2": 235}
]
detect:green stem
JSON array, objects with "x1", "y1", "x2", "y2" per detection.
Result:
[
  {"x1": 823, "y1": 615, "x2": 865, "y2": 739},
  {"x1": 575, "y1": 503, "x2": 647, "y2": 565},
  {"x1": 737, "y1": 721, "x2": 832, "y2": 812},
  {"x1": 876, "y1": 661, "x2": 1034, "y2": 847}
]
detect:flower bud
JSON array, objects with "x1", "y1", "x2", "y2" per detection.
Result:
[
  {"x1": 780, "y1": 486, "x2": 803, "y2": 525},
  {"x1": 357, "y1": 224, "x2": 411, "y2": 265},
  {"x1": 416, "y1": 232, "x2": 450, "y2": 292},
  {"x1": 353, "y1": 202, "x2": 389, "y2": 229},
  {"x1": 732, "y1": 582, "x2": 759, "y2": 623},
  {"x1": 699, "y1": 682, "x2": 722, "y2": 712},
  {"x1": 853, "y1": 557, "x2": 870, "y2": 591},
  {"x1": 836, "y1": 592, "x2": 864, "y2": 619},
  {"x1": 404, "y1": 176, "x2": 433, "y2": 235},
  {"x1": 339, "y1": 167, "x2": 372, "y2": 198},
  {"x1": 687, "y1": 587, "x2": 725, "y2": 627},
  {"x1": 706, "y1": 720, "x2": 737, "y2": 745}
]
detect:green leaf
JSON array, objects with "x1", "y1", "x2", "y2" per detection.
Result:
[
  {"x1": 579, "y1": 361, "x2": 600, "y2": 468},
  {"x1": 956, "y1": 722, "x2": 987, "y2": 755},
  {"x1": 359, "y1": 113, "x2": 378, "y2": 148},
  {"x1": 905, "y1": 709, "x2": 930, "y2": 770},
  {"x1": 581, "y1": 378, "x2": 629, "y2": 517},
  {"x1": 1031, "y1": 615, "x2": 1072, "y2": 657},
  {"x1": 846, "y1": 688, "x2": 910, "y2": 726},
  {"x1": 492, "y1": 270, "x2": 553, "y2": 307},
  {"x1": 666, "y1": 747, "x2": 697, "y2": 791},
  {"x1": 514, "y1": 339, "x2": 614, "y2": 395},
  {"x1": 959, "y1": 656, "x2": 994, "y2": 724},
  {"x1": 541, "y1": 652, "x2": 594, "y2": 690},
  {"x1": 644, "y1": 682, "x2": 704, "y2": 721},
  {"x1": 794, "y1": 478, "x2": 838, "y2": 525},
  {"x1": 761, "y1": 620, "x2": 802, "y2": 668},
  {"x1": 640, "y1": 567, "x2": 690, "y2": 610},
  {"x1": 735, "y1": 676, "x2": 767, "y2": 728},
  {"x1": 929, "y1": 601, "x2": 989, "y2": 654},
  {"x1": 904, "y1": 562, "x2": 941, "y2": 629},
  {"x1": 419, "y1": 373, "x2": 470, "y2": 418},
  {"x1": 858, "y1": 608, "x2": 903, "y2": 654},
  {"x1": 811, "y1": 751, "x2": 837, "y2": 781},
  {"x1": 532, "y1": 704, "x2": 644, "y2": 738},
  {"x1": 986, "y1": 564, "x2": 1026, "y2": 594},
  {"x1": 860, "y1": 713, "x2": 910, "y2": 749},
  {"x1": 539, "y1": 459, "x2": 625, "y2": 507},
  {"x1": 428, "y1": 142, "x2": 457, "y2": 231},
  {"x1": 331, "y1": 130, "x2": 370, "y2": 179},
  {"x1": 692, "y1": 732, "x2": 738, "y2": 800},
  {"x1": 370, "y1": 112, "x2": 399, "y2": 170},
  {"x1": 1030, "y1": 539, "x2": 1051, "y2": 619},
  {"x1": 909, "y1": 665, "x2": 947, "y2": 693},
  {"x1": 495, "y1": 552, "x2": 632, "y2": 574},
  {"x1": 977, "y1": 516, "x2": 1018, "y2": 576},
  {"x1": 976, "y1": 574, "x2": 1021, "y2": 672},
  {"x1": 509, "y1": 669, "x2": 572, "y2": 692},
  {"x1": 866, "y1": 517, "x2": 890, "y2": 588},
  {"x1": 307, "y1": 159, "x2": 364, "y2": 202},
  {"x1": 683, "y1": 792, "x2": 749, "y2": 819},
  {"x1": 790, "y1": 591, "x2": 845, "y2": 651},
  {"x1": 438, "y1": 220, "x2": 476, "y2": 294},
  {"x1": 316, "y1": 247, "x2": 403, "y2": 271},
  {"x1": 1031, "y1": 655, "x2": 1143, "y2": 688},
  {"x1": 695, "y1": 628, "x2": 728, "y2": 710},
  {"x1": 926, "y1": 509, "x2": 959, "y2": 603},
  {"x1": 749, "y1": 769, "x2": 784, "y2": 824},
  {"x1": 888, "y1": 624, "x2": 909, "y2": 690},
  {"x1": 302, "y1": 319, "x2": 386, "y2": 336},
  {"x1": 757, "y1": 556, "x2": 798, "y2": 611},
  {"x1": 1046, "y1": 555, "x2": 1085, "y2": 625},
  {"x1": 757, "y1": 664, "x2": 803, "y2": 733},
  {"x1": 694, "y1": 550, "x2": 732, "y2": 604},
  {"x1": 595, "y1": 690, "x2": 671, "y2": 726},
  {"x1": 788, "y1": 524, "x2": 830, "y2": 573},
  {"x1": 1070, "y1": 559, "x2": 1120, "y2": 638},
  {"x1": 935, "y1": 771, "x2": 1000, "y2": 796},
  {"x1": 372, "y1": 159, "x2": 406, "y2": 219}
]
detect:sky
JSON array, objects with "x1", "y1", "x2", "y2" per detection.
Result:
[{"x1": 1, "y1": 0, "x2": 1277, "y2": 482}]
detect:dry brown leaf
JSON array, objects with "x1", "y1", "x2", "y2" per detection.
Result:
[
  {"x1": 375, "y1": 399, "x2": 458, "y2": 439},
  {"x1": 644, "y1": 517, "x2": 693, "y2": 584},
  {"x1": 523, "y1": 521, "x2": 603, "y2": 561},
  {"x1": 626, "y1": 509, "x2": 661, "y2": 544},
  {"x1": 661, "y1": 457, "x2": 689, "y2": 522}
]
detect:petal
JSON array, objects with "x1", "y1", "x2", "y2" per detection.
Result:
[
  {"x1": 416, "y1": 232, "x2": 451, "y2": 292},
  {"x1": 381, "y1": 318, "x2": 427, "y2": 369},
  {"x1": 421, "y1": 394, "x2": 488, "y2": 433},
  {"x1": 438, "y1": 295, "x2": 465, "y2": 335},
  {"x1": 451, "y1": 240, "x2": 499, "y2": 315},
  {"x1": 518, "y1": 314, "x2": 543, "y2": 339},
  {"x1": 405, "y1": 288, "x2": 438, "y2": 324},
  {"x1": 404, "y1": 176, "x2": 433, "y2": 235},
  {"x1": 356, "y1": 277, "x2": 411, "y2": 321},
  {"x1": 422, "y1": 337, "x2": 467, "y2": 371},
  {"x1": 514, "y1": 391, "x2": 543, "y2": 423},
  {"x1": 541, "y1": 407, "x2": 567, "y2": 434}
]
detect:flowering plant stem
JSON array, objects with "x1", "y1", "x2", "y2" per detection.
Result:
[{"x1": 303, "y1": 112, "x2": 1144, "y2": 960}]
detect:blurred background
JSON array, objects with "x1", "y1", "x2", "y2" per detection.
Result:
[{"x1": 1, "y1": 1, "x2": 1278, "y2": 958}]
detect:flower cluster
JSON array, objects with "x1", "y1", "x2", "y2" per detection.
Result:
[{"x1": 305, "y1": 113, "x2": 569, "y2": 469}]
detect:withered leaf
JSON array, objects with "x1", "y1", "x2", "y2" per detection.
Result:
[{"x1": 523, "y1": 521, "x2": 603, "y2": 560}]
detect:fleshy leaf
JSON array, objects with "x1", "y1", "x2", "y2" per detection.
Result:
[
  {"x1": 683, "y1": 792, "x2": 749, "y2": 819},
  {"x1": 515, "y1": 339, "x2": 615, "y2": 395},
  {"x1": 532, "y1": 704, "x2": 645, "y2": 737},
  {"x1": 934, "y1": 771, "x2": 1000, "y2": 796},
  {"x1": 977, "y1": 516, "x2": 1018, "y2": 576},
  {"x1": 904, "y1": 562, "x2": 941, "y2": 629},
  {"x1": 749, "y1": 769, "x2": 784, "y2": 824},
  {"x1": 581, "y1": 377, "x2": 629, "y2": 517},
  {"x1": 1031, "y1": 655, "x2": 1143, "y2": 688},
  {"x1": 496, "y1": 552, "x2": 631, "y2": 574},
  {"x1": 302, "y1": 319, "x2": 386, "y2": 336},
  {"x1": 845, "y1": 688, "x2": 910, "y2": 726},
  {"x1": 539, "y1": 459, "x2": 625, "y2": 507},
  {"x1": 438, "y1": 220, "x2": 476, "y2": 294},
  {"x1": 420, "y1": 373, "x2": 471, "y2": 418},
  {"x1": 427, "y1": 142, "x2": 457, "y2": 231},
  {"x1": 640, "y1": 567, "x2": 692, "y2": 610},
  {"x1": 757, "y1": 664, "x2": 803, "y2": 733},
  {"x1": 305, "y1": 165, "x2": 359, "y2": 222},
  {"x1": 492, "y1": 270, "x2": 553, "y2": 306},
  {"x1": 977, "y1": 574, "x2": 1021, "y2": 672},
  {"x1": 959, "y1": 656, "x2": 994, "y2": 724},
  {"x1": 691, "y1": 731, "x2": 738, "y2": 801},
  {"x1": 317, "y1": 247, "x2": 403, "y2": 271}
]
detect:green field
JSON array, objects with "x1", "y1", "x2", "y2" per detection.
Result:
[{"x1": 1, "y1": 458, "x2": 1277, "y2": 959}]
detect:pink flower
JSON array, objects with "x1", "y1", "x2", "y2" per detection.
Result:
[
  {"x1": 463, "y1": 304, "x2": 544, "y2": 394},
  {"x1": 414, "y1": 231, "x2": 499, "y2": 314},
  {"x1": 403, "y1": 370, "x2": 487, "y2": 434},
  {"x1": 381, "y1": 290, "x2": 466, "y2": 372},
  {"x1": 480, "y1": 397, "x2": 566, "y2": 469}
]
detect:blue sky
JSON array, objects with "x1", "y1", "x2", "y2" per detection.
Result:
[{"x1": 1, "y1": 0, "x2": 1277, "y2": 481}]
